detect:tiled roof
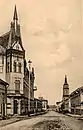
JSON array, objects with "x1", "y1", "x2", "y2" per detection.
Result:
[
  {"x1": 0, "y1": 79, "x2": 9, "y2": 86},
  {"x1": 0, "y1": 32, "x2": 10, "y2": 49},
  {"x1": 0, "y1": 45, "x2": 6, "y2": 54},
  {"x1": 70, "y1": 86, "x2": 83, "y2": 96}
]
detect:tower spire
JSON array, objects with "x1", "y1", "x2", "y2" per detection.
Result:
[
  {"x1": 64, "y1": 75, "x2": 68, "y2": 84},
  {"x1": 13, "y1": 5, "x2": 18, "y2": 20}
]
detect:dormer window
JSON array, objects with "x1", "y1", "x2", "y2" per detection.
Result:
[
  {"x1": 18, "y1": 63, "x2": 21, "y2": 73},
  {"x1": 14, "y1": 61, "x2": 17, "y2": 72}
]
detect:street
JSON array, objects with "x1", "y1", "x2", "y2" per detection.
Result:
[{"x1": 0, "y1": 111, "x2": 83, "y2": 130}]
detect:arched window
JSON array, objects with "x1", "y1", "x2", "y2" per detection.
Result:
[
  {"x1": 14, "y1": 61, "x2": 17, "y2": 72},
  {"x1": 18, "y1": 63, "x2": 21, "y2": 73}
]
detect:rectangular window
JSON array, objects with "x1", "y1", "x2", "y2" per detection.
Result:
[
  {"x1": 18, "y1": 63, "x2": 21, "y2": 73},
  {"x1": 2, "y1": 55, "x2": 4, "y2": 65},
  {"x1": 7, "y1": 62, "x2": 9, "y2": 73},
  {"x1": 15, "y1": 80, "x2": 20, "y2": 93},
  {"x1": 14, "y1": 62, "x2": 17, "y2": 72},
  {"x1": 0, "y1": 66, "x2": 3, "y2": 73}
]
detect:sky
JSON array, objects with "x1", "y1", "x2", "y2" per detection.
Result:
[{"x1": 0, "y1": 0, "x2": 83, "y2": 105}]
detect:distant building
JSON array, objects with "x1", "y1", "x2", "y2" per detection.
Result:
[
  {"x1": 63, "y1": 75, "x2": 69, "y2": 101},
  {"x1": 0, "y1": 79, "x2": 8, "y2": 118},
  {"x1": 56, "y1": 75, "x2": 70, "y2": 113},
  {"x1": 56, "y1": 101, "x2": 63, "y2": 112},
  {"x1": 38, "y1": 97, "x2": 44, "y2": 100},
  {"x1": 34, "y1": 98, "x2": 42, "y2": 113},
  {"x1": 62, "y1": 75, "x2": 69, "y2": 112},
  {"x1": 38, "y1": 97, "x2": 48, "y2": 111},
  {"x1": 57, "y1": 75, "x2": 83, "y2": 115},
  {"x1": 42, "y1": 100, "x2": 48, "y2": 111},
  {"x1": 70, "y1": 86, "x2": 83, "y2": 115}
]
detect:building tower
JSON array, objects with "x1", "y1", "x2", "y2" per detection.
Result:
[
  {"x1": 6, "y1": 5, "x2": 25, "y2": 115},
  {"x1": 63, "y1": 75, "x2": 69, "y2": 101}
]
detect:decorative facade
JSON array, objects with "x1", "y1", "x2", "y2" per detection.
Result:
[
  {"x1": 0, "y1": 79, "x2": 8, "y2": 118},
  {"x1": 0, "y1": 6, "x2": 35, "y2": 115}
]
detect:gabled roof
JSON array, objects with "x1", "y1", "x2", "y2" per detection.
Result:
[
  {"x1": 0, "y1": 6, "x2": 24, "y2": 51},
  {"x1": 70, "y1": 86, "x2": 83, "y2": 96}
]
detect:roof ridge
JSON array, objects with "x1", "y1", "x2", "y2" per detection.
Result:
[{"x1": 0, "y1": 31, "x2": 10, "y2": 38}]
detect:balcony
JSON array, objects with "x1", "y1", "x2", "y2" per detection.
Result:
[{"x1": 33, "y1": 86, "x2": 37, "y2": 91}]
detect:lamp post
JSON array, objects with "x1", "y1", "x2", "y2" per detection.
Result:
[{"x1": 28, "y1": 60, "x2": 32, "y2": 114}]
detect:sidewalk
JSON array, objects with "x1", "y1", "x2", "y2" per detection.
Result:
[
  {"x1": 66, "y1": 113, "x2": 83, "y2": 120},
  {"x1": 0, "y1": 111, "x2": 47, "y2": 127},
  {"x1": 0, "y1": 115, "x2": 29, "y2": 127}
]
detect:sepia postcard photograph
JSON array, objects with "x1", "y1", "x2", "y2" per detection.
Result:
[{"x1": 0, "y1": 0, "x2": 83, "y2": 130}]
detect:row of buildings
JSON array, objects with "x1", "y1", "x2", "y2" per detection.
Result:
[
  {"x1": 0, "y1": 6, "x2": 48, "y2": 118},
  {"x1": 56, "y1": 75, "x2": 83, "y2": 115}
]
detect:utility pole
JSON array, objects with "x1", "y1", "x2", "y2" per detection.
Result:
[
  {"x1": 80, "y1": 89, "x2": 81, "y2": 115},
  {"x1": 28, "y1": 60, "x2": 32, "y2": 114}
]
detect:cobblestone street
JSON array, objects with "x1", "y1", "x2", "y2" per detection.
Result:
[
  {"x1": 32, "y1": 119, "x2": 72, "y2": 130},
  {"x1": 0, "y1": 111, "x2": 83, "y2": 130}
]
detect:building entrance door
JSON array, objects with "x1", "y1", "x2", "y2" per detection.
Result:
[{"x1": 14, "y1": 100, "x2": 18, "y2": 114}]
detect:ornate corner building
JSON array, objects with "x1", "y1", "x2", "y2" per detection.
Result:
[{"x1": 0, "y1": 6, "x2": 36, "y2": 115}]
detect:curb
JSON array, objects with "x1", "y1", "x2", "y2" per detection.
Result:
[{"x1": 66, "y1": 113, "x2": 83, "y2": 120}]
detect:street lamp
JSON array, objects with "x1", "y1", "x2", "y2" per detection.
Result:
[
  {"x1": 28, "y1": 60, "x2": 32, "y2": 114},
  {"x1": 33, "y1": 86, "x2": 37, "y2": 91}
]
